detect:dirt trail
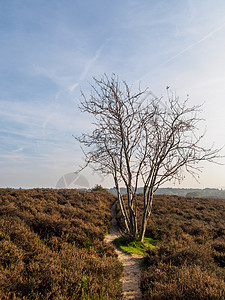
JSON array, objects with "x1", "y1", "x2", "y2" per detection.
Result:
[{"x1": 104, "y1": 203, "x2": 143, "y2": 300}]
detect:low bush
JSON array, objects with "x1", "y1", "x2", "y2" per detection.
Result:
[
  {"x1": 141, "y1": 263, "x2": 225, "y2": 299},
  {"x1": 116, "y1": 194, "x2": 225, "y2": 299},
  {"x1": 0, "y1": 188, "x2": 122, "y2": 299},
  {"x1": 141, "y1": 195, "x2": 225, "y2": 299}
]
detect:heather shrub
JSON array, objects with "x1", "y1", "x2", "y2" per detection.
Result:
[
  {"x1": 212, "y1": 249, "x2": 225, "y2": 267},
  {"x1": 0, "y1": 239, "x2": 23, "y2": 268},
  {"x1": 142, "y1": 263, "x2": 225, "y2": 299},
  {"x1": 144, "y1": 240, "x2": 214, "y2": 268},
  {"x1": 0, "y1": 188, "x2": 122, "y2": 299},
  {"x1": 117, "y1": 194, "x2": 225, "y2": 299}
]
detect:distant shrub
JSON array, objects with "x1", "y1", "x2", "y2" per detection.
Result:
[{"x1": 91, "y1": 184, "x2": 107, "y2": 192}]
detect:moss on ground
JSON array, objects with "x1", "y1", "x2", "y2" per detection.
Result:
[{"x1": 114, "y1": 235, "x2": 158, "y2": 256}]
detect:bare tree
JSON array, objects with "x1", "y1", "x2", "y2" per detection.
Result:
[{"x1": 76, "y1": 74, "x2": 221, "y2": 241}]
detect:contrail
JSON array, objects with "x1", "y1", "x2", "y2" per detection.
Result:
[
  {"x1": 68, "y1": 47, "x2": 103, "y2": 93},
  {"x1": 79, "y1": 46, "x2": 103, "y2": 81},
  {"x1": 162, "y1": 21, "x2": 225, "y2": 66},
  {"x1": 68, "y1": 37, "x2": 112, "y2": 93},
  {"x1": 138, "y1": 21, "x2": 225, "y2": 83}
]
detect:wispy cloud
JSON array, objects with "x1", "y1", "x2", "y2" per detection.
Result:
[
  {"x1": 12, "y1": 147, "x2": 24, "y2": 153},
  {"x1": 69, "y1": 83, "x2": 79, "y2": 93}
]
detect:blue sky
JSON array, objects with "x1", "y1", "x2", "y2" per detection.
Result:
[{"x1": 1, "y1": 0, "x2": 225, "y2": 189}]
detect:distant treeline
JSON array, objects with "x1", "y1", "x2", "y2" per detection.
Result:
[{"x1": 108, "y1": 187, "x2": 225, "y2": 199}]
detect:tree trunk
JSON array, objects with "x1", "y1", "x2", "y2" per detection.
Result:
[
  {"x1": 130, "y1": 209, "x2": 138, "y2": 240},
  {"x1": 140, "y1": 211, "x2": 148, "y2": 242},
  {"x1": 116, "y1": 190, "x2": 130, "y2": 233},
  {"x1": 140, "y1": 191, "x2": 154, "y2": 241}
]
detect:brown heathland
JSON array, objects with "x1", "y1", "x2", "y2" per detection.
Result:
[
  {"x1": 1, "y1": 188, "x2": 225, "y2": 299},
  {"x1": 0, "y1": 188, "x2": 122, "y2": 299},
  {"x1": 117, "y1": 194, "x2": 225, "y2": 299}
]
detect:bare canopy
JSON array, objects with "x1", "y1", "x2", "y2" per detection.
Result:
[{"x1": 76, "y1": 74, "x2": 221, "y2": 241}]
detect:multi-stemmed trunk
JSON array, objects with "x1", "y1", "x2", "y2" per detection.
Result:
[
  {"x1": 116, "y1": 185, "x2": 153, "y2": 242},
  {"x1": 116, "y1": 192, "x2": 138, "y2": 239}
]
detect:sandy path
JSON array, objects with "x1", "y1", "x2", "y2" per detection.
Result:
[{"x1": 104, "y1": 203, "x2": 143, "y2": 300}]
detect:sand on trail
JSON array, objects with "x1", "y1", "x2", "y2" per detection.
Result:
[{"x1": 104, "y1": 203, "x2": 143, "y2": 300}]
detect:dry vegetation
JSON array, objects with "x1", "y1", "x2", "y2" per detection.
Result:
[
  {"x1": 0, "y1": 188, "x2": 122, "y2": 299},
  {"x1": 2, "y1": 187, "x2": 225, "y2": 299},
  {"x1": 117, "y1": 194, "x2": 225, "y2": 299}
]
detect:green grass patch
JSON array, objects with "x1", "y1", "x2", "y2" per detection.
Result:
[{"x1": 114, "y1": 235, "x2": 158, "y2": 256}]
